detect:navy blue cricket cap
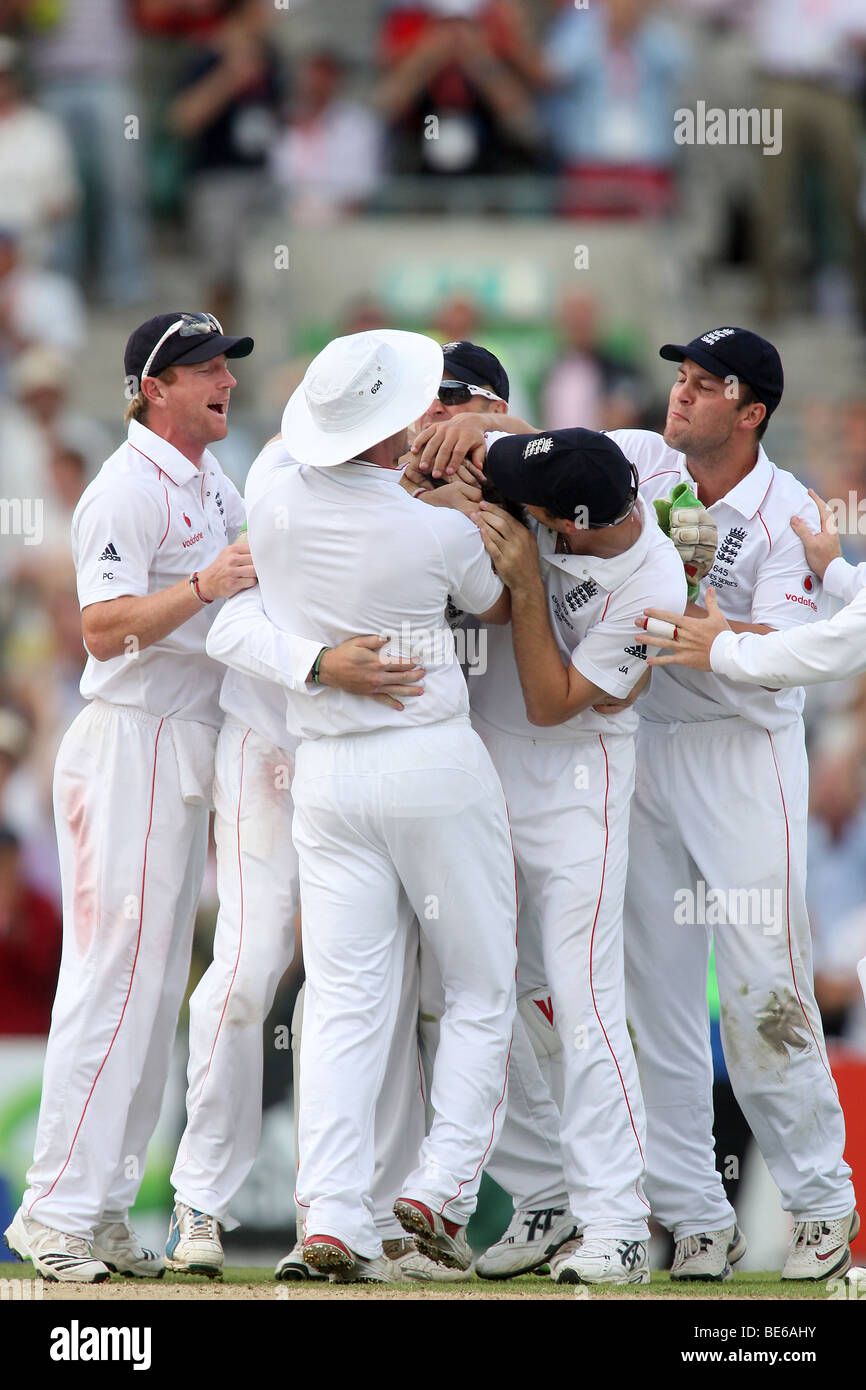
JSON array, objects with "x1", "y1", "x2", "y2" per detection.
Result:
[
  {"x1": 441, "y1": 340, "x2": 509, "y2": 402},
  {"x1": 660, "y1": 327, "x2": 783, "y2": 417},
  {"x1": 486, "y1": 428, "x2": 636, "y2": 526},
  {"x1": 124, "y1": 311, "x2": 254, "y2": 384}
]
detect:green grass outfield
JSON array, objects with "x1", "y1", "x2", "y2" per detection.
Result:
[{"x1": 15, "y1": 1263, "x2": 859, "y2": 1300}]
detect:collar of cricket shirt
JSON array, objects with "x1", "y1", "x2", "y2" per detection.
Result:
[
  {"x1": 126, "y1": 418, "x2": 207, "y2": 488},
  {"x1": 539, "y1": 492, "x2": 653, "y2": 591},
  {"x1": 679, "y1": 444, "x2": 773, "y2": 521}
]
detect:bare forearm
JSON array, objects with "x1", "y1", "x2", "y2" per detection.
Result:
[
  {"x1": 83, "y1": 581, "x2": 204, "y2": 660},
  {"x1": 509, "y1": 577, "x2": 571, "y2": 724}
]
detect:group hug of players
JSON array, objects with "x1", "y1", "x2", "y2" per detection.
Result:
[{"x1": 4, "y1": 311, "x2": 862, "y2": 1288}]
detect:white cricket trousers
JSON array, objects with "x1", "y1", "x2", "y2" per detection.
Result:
[
  {"x1": 474, "y1": 720, "x2": 650, "y2": 1238},
  {"x1": 171, "y1": 716, "x2": 300, "y2": 1228},
  {"x1": 420, "y1": 947, "x2": 568, "y2": 1212},
  {"x1": 292, "y1": 931, "x2": 426, "y2": 1243},
  {"x1": 624, "y1": 716, "x2": 855, "y2": 1237},
  {"x1": 292, "y1": 717, "x2": 517, "y2": 1257},
  {"x1": 24, "y1": 700, "x2": 213, "y2": 1237}
]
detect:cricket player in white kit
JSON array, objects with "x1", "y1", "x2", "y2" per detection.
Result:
[
  {"x1": 4, "y1": 312, "x2": 256, "y2": 1282},
  {"x1": 223, "y1": 331, "x2": 518, "y2": 1279},
  {"x1": 613, "y1": 329, "x2": 857, "y2": 1281},
  {"x1": 419, "y1": 426, "x2": 687, "y2": 1283},
  {"x1": 166, "y1": 436, "x2": 434, "y2": 1283},
  {"x1": 640, "y1": 487, "x2": 866, "y2": 1022}
]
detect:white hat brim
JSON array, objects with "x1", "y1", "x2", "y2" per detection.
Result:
[{"x1": 281, "y1": 330, "x2": 444, "y2": 467}]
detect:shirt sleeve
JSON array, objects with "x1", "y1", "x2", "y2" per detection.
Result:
[
  {"x1": 571, "y1": 558, "x2": 688, "y2": 699},
  {"x1": 73, "y1": 481, "x2": 166, "y2": 609},
  {"x1": 824, "y1": 555, "x2": 866, "y2": 605},
  {"x1": 710, "y1": 585, "x2": 866, "y2": 687},
  {"x1": 750, "y1": 495, "x2": 823, "y2": 629},
  {"x1": 205, "y1": 584, "x2": 326, "y2": 694},
  {"x1": 438, "y1": 512, "x2": 504, "y2": 617},
  {"x1": 220, "y1": 472, "x2": 247, "y2": 544}
]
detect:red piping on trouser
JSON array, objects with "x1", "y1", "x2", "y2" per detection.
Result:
[
  {"x1": 29, "y1": 719, "x2": 165, "y2": 1215},
  {"x1": 439, "y1": 800, "x2": 519, "y2": 1216},
  {"x1": 587, "y1": 735, "x2": 651, "y2": 1209}
]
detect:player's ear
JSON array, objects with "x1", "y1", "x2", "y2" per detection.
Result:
[
  {"x1": 738, "y1": 399, "x2": 766, "y2": 435},
  {"x1": 491, "y1": 399, "x2": 508, "y2": 415}
]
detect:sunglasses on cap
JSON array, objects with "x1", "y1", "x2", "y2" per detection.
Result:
[
  {"x1": 141, "y1": 312, "x2": 223, "y2": 382},
  {"x1": 585, "y1": 462, "x2": 640, "y2": 529},
  {"x1": 437, "y1": 380, "x2": 503, "y2": 407}
]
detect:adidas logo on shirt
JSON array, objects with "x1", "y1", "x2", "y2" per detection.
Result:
[{"x1": 98, "y1": 543, "x2": 121, "y2": 562}]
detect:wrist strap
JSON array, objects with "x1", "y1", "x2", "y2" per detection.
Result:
[
  {"x1": 190, "y1": 572, "x2": 212, "y2": 605},
  {"x1": 311, "y1": 646, "x2": 330, "y2": 683}
]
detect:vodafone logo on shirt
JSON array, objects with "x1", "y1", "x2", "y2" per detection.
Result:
[
  {"x1": 785, "y1": 577, "x2": 817, "y2": 612},
  {"x1": 182, "y1": 530, "x2": 204, "y2": 548}
]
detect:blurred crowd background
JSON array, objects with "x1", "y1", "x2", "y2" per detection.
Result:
[{"x1": 0, "y1": 0, "x2": 865, "y2": 1255}]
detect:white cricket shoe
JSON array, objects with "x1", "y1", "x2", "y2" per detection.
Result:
[
  {"x1": 781, "y1": 1209, "x2": 859, "y2": 1281},
  {"x1": 670, "y1": 1224, "x2": 746, "y2": 1282},
  {"x1": 302, "y1": 1234, "x2": 393, "y2": 1284},
  {"x1": 393, "y1": 1197, "x2": 473, "y2": 1271},
  {"x1": 274, "y1": 1241, "x2": 329, "y2": 1282},
  {"x1": 551, "y1": 1235, "x2": 650, "y2": 1285},
  {"x1": 164, "y1": 1202, "x2": 223, "y2": 1277},
  {"x1": 4, "y1": 1207, "x2": 110, "y2": 1284},
  {"x1": 383, "y1": 1237, "x2": 472, "y2": 1282},
  {"x1": 475, "y1": 1206, "x2": 578, "y2": 1280},
  {"x1": 92, "y1": 1218, "x2": 165, "y2": 1278}
]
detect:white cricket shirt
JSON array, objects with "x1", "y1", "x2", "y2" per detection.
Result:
[
  {"x1": 470, "y1": 490, "x2": 687, "y2": 741},
  {"x1": 213, "y1": 439, "x2": 319, "y2": 752},
  {"x1": 609, "y1": 428, "x2": 822, "y2": 731},
  {"x1": 711, "y1": 555, "x2": 866, "y2": 688},
  {"x1": 244, "y1": 452, "x2": 503, "y2": 741},
  {"x1": 74, "y1": 419, "x2": 245, "y2": 727}
]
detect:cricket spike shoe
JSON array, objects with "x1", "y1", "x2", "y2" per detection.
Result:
[
  {"x1": 393, "y1": 1197, "x2": 473, "y2": 1271},
  {"x1": 670, "y1": 1224, "x2": 746, "y2": 1281},
  {"x1": 92, "y1": 1218, "x2": 165, "y2": 1278},
  {"x1": 475, "y1": 1205, "x2": 578, "y2": 1279},
  {"x1": 383, "y1": 1237, "x2": 472, "y2": 1282},
  {"x1": 274, "y1": 1241, "x2": 329, "y2": 1282},
  {"x1": 781, "y1": 1210, "x2": 859, "y2": 1280},
  {"x1": 551, "y1": 1236, "x2": 650, "y2": 1285},
  {"x1": 164, "y1": 1203, "x2": 224, "y2": 1277},
  {"x1": 302, "y1": 1234, "x2": 393, "y2": 1283},
  {"x1": 4, "y1": 1208, "x2": 110, "y2": 1283}
]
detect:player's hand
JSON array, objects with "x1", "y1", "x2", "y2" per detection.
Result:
[
  {"x1": 398, "y1": 453, "x2": 434, "y2": 494},
  {"x1": 637, "y1": 588, "x2": 731, "y2": 670},
  {"x1": 592, "y1": 666, "x2": 650, "y2": 714},
  {"x1": 474, "y1": 500, "x2": 540, "y2": 588},
  {"x1": 411, "y1": 415, "x2": 490, "y2": 480},
  {"x1": 669, "y1": 499, "x2": 717, "y2": 597},
  {"x1": 318, "y1": 635, "x2": 425, "y2": 709},
  {"x1": 421, "y1": 478, "x2": 483, "y2": 519},
  {"x1": 790, "y1": 489, "x2": 841, "y2": 581},
  {"x1": 197, "y1": 540, "x2": 257, "y2": 600}
]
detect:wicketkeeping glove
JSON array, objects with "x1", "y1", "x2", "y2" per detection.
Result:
[{"x1": 653, "y1": 482, "x2": 717, "y2": 602}]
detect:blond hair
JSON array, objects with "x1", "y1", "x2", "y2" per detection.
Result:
[{"x1": 124, "y1": 366, "x2": 178, "y2": 426}]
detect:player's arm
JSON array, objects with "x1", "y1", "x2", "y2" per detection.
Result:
[
  {"x1": 475, "y1": 502, "x2": 604, "y2": 724},
  {"x1": 411, "y1": 414, "x2": 537, "y2": 480},
  {"x1": 75, "y1": 481, "x2": 256, "y2": 661},
  {"x1": 642, "y1": 584, "x2": 866, "y2": 687},
  {"x1": 206, "y1": 584, "x2": 426, "y2": 708}
]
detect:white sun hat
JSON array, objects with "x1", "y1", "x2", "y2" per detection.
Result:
[{"x1": 281, "y1": 330, "x2": 443, "y2": 468}]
